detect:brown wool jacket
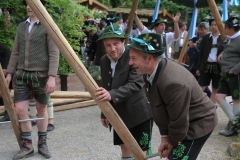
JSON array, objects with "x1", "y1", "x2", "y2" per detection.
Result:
[
  {"x1": 7, "y1": 21, "x2": 59, "y2": 76},
  {"x1": 100, "y1": 46, "x2": 152, "y2": 129},
  {"x1": 145, "y1": 59, "x2": 218, "y2": 146}
]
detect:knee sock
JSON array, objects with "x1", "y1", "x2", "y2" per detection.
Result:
[
  {"x1": 121, "y1": 157, "x2": 134, "y2": 160},
  {"x1": 233, "y1": 105, "x2": 240, "y2": 116},
  {"x1": 38, "y1": 131, "x2": 47, "y2": 136},
  {"x1": 47, "y1": 101, "x2": 54, "y2": 119},
  {"x1": 29, "y1": 101, "x2": 37, "y2": 117},
  {"x1": 220, "y1": 101, "x2": 234, "y2": 121},
  {"x1": 22, "y1": 132, "x2": 32, "y2": 141}
]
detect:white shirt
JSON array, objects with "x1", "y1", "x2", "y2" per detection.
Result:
[
  {"x1": 140, "y1": 26, "x2": 178, "y2": 58},
  {"x1": 107, "y1": 47, "x2": 125, "y2": 77},
  {"x1": 207, "y1": 33, "x2": 219, "y2": 62},
  {"x1": 179, "y1": 31, "x2": 186, "y2": 47},
  {"x1": 26, "y1": 17, "x2": 40, "y2": 33},
  {"x1": 228, "y1": 31, "x2": 240, "y2": 43},
  {"x1": 147, "y1": 63, "x2": 159, "y2": 86}
]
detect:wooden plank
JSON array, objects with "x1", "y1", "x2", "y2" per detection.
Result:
[
  {"x1": 26, "y1": 1, "x2": 146, "y2": 159},
  {"x1": 50, "y1": 91, "x2": 91, "y2": 98},
  {"x1": 125, "y1": 0, "x2": 139, "y2": 44},
  {"x1": 0, "y1": 65, "x2": 21, "y2": 148},
  {"x1": 53, "y1": 100, "x2": 96, "y2": 112},
  {"x1": 52, "y1": 98, "x2": 92, "y2": 106}
]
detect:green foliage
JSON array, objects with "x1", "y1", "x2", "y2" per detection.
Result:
[
  {"x1": 88, "y1": 65, "x2": 101, "y2": 80},
  {"x1": 233, "y1": 114, "x2": 240, "y2": 133},
  {"x1": 45, "y1": 0, "x2": 92, "y2": 74},
  {"x1": 0, "y1": 0, "x2": 93, "y2": 74}
]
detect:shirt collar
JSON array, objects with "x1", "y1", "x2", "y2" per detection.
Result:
[
  {"x1": 209, "y1": 33, "x2": 220, "y2": 38},
  {"x1": 230, "y1": 31, "x2": 240, "y2": 39},
  {"x1": 26, "y1": 17, "x2": 40, "y2": 24},
  {"x1": 147, "y1": 63, "x2": 159, "y2": 86}
]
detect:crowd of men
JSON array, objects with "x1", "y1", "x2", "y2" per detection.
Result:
[{"x1": 1, "y1": 0, "x2": 240, "y2": 160}]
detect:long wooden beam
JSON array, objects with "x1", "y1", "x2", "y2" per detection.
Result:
[
  {"x1": 26, "y1": 0, "x2": 145, "y2": 159},
  {"x1": 125, "y1": 0, "x2": 139, "y2": 44},
  {"x1": 207, "y1": 0, "x2": 227, "y2": 41},
  {"x1": 0, "y1": 66, "x2": 21, "y2": 148}
]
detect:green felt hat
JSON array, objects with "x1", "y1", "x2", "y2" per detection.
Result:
[
  {"x1": 129, "y1": 33, "x2": 165, "y2": 55},
  {"x1": 179, "y1": 22, "x2": 187, "y2": 27},
  {"x1": 149, "y1": 18, "x2": 167, "y2": 29},
  {"x1": 97, "y1": 23, "x2": 129, "y2": 41},
  {"x1": 224, "y1": 17, "x2": 240, "y2": 28}
]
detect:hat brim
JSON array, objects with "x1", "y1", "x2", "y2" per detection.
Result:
[
  {"x1": 128, "y1": 41, "x2": 165, "y2": 55},
  {"x1": 97, "y1": 33, "x2": 129, "y2": 42},
  {"x1": 149, "y1": 21, "x2": 167, "y2": 30}
]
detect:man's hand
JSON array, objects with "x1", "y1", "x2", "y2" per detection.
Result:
[
  {"x1": 158, "y1": 137, "x2": 173, "y2": 159},
  {"x1": 5, "y1": 74, "x2": 12, "y2": 87},
  {"x1": 95, "y1": 87, "x2": 111, "y2": 101},
  {"x1": 101, "y1": 118, "x2": 109, "y2": 128},
  {"x1": 2, "y1": 69, "x2": 7, "y2": 76},
  {"x1": 172, "y1": 12, "x2": 181, "y2": 23},
  {"x1": 196, "y1": 70, "x2": 200, "y2": 76},
  {"x1": 218, "y1": 53, "x2": 223, "y2": 63},
  {"x1": 46, "y1": 76, "x2": 55, "y2": 94}
]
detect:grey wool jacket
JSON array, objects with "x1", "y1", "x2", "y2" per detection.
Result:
[
  {"x1": 100, "y1": 46, "x2": 152, "y2": 129},
  {"x1": 7, "y1": 21, "x2": 59, "y2": 76},
  {"x1": 145, "y1": 59, "x2": 218, "y2": 146},
  {"x1": 220, "y1": 35, "x2": 240, "y2": 75}
]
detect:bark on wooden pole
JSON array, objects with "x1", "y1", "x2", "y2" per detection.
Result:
[
  {"x1": 26, "y1": 0, "x2": 145, "y2": 159},
  {"x1": 207, "y1": 0, "x2": 227, "y2": 41},
  {"x1": 0, "y1": 66, "x2": 21, "y2": 148},
  {"x1": 125, "y1": 0, "x2": 139, "y2": 44}
]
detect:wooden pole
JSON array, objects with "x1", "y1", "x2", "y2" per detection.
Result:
[
  {"x1": 177, "y1": 29, "x2": 190, "y2": 64},
  {"x1": 26, "y1": 0, "x2": 145, "y2": 159},
  {"x1": 54, "y1": 100, "x2": 96, "y2": 112},
  {"x1": 51, "y1": 98, "x2": 92, "y2": 106},
  {"x1": 50, "y1": 91, "x2": 92, "y2": 98},
  {"x1": 0, "y1": 66, "x2": 21, "y2": 148},
  {"x1": 207, "y1": 0, "x2": 227, "y2": 41},
  {"x1": 125, "y1": 0, "x2": 139, "y2": 44}
]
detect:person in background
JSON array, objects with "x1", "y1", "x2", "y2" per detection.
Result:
[
  {"x1": 216, "y1": 17, "x2": 240, "y2": 137},
  {"x1": 0, "y1": 42, "x2": 11, "y2": 122},
  {"x1": 134, "y1": 12, "x2": 181, "y2": 58},
  {"x1": 197, "y1": 19, "x2": 223, "y2": 108}
]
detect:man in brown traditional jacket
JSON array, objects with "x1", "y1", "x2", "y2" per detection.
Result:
[
  {"x1": 128, "y1": 33, "x2": 217, "y2": 160},
  {"x1": 95, "y1": 23, "x2": 152, "y2": 160}
]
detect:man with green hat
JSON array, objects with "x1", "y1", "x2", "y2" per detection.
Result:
[
  {"x1": 128, "y1": 33, "x2": 217, "y2": 160},
  {"x1": 95, "y1": 23, "x2": 153, "y2": 160},
  {"x1": 134, "y1": 12, "x2": 181, "y2": 58},
  {"x1": 172, "y1": 22, "x2": 188, "y2": 60},
  {"x1": 215, "y1": 16, "x2": 240, "y2": 137}
]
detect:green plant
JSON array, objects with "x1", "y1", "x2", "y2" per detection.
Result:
[
  {"x1": 233, "y1": 114, "x2": 240, "y2": 133},
  {"x1": 88, "y1": 65, "x2": 101, "y2": 80}
]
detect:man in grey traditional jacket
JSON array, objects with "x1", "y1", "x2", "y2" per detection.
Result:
[{"x1": 216, "y1": 16, "x2": 240, "y2": 137}]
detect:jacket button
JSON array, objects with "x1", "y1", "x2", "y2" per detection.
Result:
[
  {"x1": 109, "y1": 71, "x2": 111, "y2": 74},
  {"x1": 148, "y1": 101, "x2": 150, "y2": 104},
  {"x1": 115, "y1": 98, "x2": 118, "y2": 101},
  {"x1": 108, "y1": 83, "x2": 110, "y2": 86},
  {"x1": 146, "y1": 88, "x2": 148, "y2": 92}
]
